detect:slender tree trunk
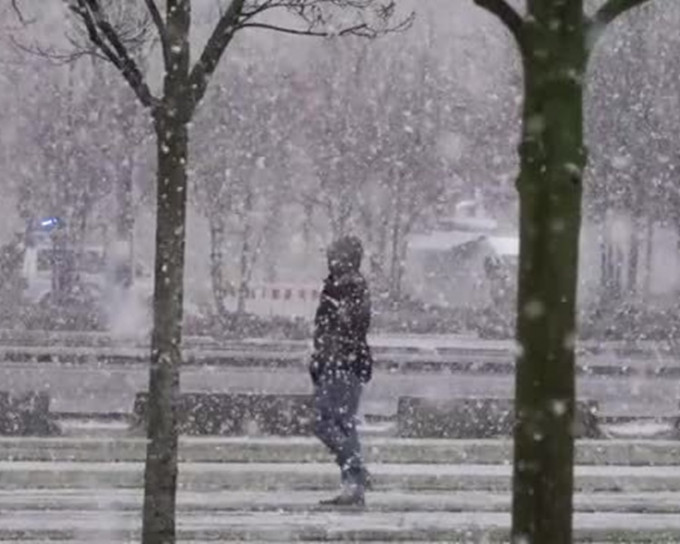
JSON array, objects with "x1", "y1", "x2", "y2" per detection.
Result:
[
  {"x1": 389, "y1": 210, "x2": 401, "y2": 301},
  {"x1": 115, "y1": 157, "x2": 134, "y2": 289},
  {"x1": 237, "y1": 187, "x2": 254, "y2": 316},
  {"x1": 378, "y1": 208, "x2": 390, "y2": 265},
  {"x1": 264, "y1": 204, "x2": 281, "y2": 284},
  {"x1": 389, "y1": 172, "x2": 404, "y2": 302},
  {"x1": 628, "y1": 215, "x2": 640, "y2": 297},
  {"x1": 237, "y1": 234, "x2": 250, "y2": 316},
  {"x1": 141, "y1": 2, "x2": 190, "y2": 543},
  {"x1": 142, "y1": 111, "x2": 188, "y2": 544},
  {"x1": 51, "y1": 228, "x2": 71, "y2": 303},
  {"x1": 512, "y1": 4, "x2": 586, "y2": 542},
  {"x1": 599, "y1": 221, "x2": 608, "y2": 295},
  {"x1": 209, "y1": 212, "x2": 229, "y2": 319},
  {"x1": 607, "y1": 239, "x2": 618, "y2": 300},
  {"x1": 644, "y1": 216, "x2": 653, "y2": 300},
  {"x1": 73, "y1": 201, "x2": 89, "y2": 288},
  {"x1": 615, "y1": 245, "x2": 624, "y2": 299}
]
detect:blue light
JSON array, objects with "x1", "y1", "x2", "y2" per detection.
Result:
[{"x1": 39, "y1": 217, "x2": 62, "y2": 231}]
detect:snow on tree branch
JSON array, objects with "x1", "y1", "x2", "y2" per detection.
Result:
[{"x1": 473, "y1": 0, "x2": 525, "y2": 51}]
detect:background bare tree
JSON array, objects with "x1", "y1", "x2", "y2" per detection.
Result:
[
  {"x1": 192, "y1": 61, "x2": 296, "y2": 322},
  {"x1": 17, "y1": 2, "x2": 410, "y2": 543},
  {"x1": 299, "y1": 39, "x2": 380, "y2": 238},
  {"x1": 14, "y1": 63, "x2": 115, "y2": 304},
  {"x1": 298, "y1": 36, "x2": 459, "y2": 302}
]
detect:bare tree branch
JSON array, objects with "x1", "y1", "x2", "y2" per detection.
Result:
[
  {"x1": 188, "y1": 0, "x2": 412, "y2": 114},
  {"x1": 8, "y1": 0, "x2": 38, "y2": 25},
  {"x1": 70, "y1": 0, "x2": 160, "y2": 109},
  {"x1": 587, "y1": 0, "x2": 653, "y2": 48},
  {"x1": 473, "y1": 0, "x2": 525, "y2": 51},
  {"x1": 188, "y1": 0, "x2": 246, "y2": 113},
  {"x1": 143, "y1": 0, "x2": 170, "y2": 67},
  {"x1": 70, "y1": 3, "x2": 125, "y2": 68},
  {"x1": 592, "y1": 0, "x2": 653, "y2": 27},
  {"x1": 83, "y1": 0, "x2": 139, "y2": 68},
  {"x1": 10, "y1": 0, "x2": 24, "y2": 24},
  {"x1": 9, "y1": 34, "x2": 103, "y2": 64},
  {"x1": 240, "y1": 0, "x2": 278, "y2": 20},
  {"x1": 239, "y1": 21, "x2": 369, "y2": 37}
]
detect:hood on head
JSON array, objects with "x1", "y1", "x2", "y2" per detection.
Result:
[{"x1": 327, "y1": 236, "x2": 363, "y2": 276}]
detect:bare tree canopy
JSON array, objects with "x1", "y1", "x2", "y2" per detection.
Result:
[{"x1": 41, "y1": 0, "x2": 412, "y2": 115}]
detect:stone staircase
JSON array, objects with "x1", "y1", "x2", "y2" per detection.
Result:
[{"x1": 1, "y1": 436, "x2": 680, "y2": 542}]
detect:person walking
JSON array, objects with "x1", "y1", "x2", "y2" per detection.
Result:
[{"x1": 309, "y1": 235, "x2": 373, "y2": 506}]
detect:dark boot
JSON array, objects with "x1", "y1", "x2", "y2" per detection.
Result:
[
  {"x1": 321, "y1": 465, "x2": 368, "y2": 507},
  {"x1": 319, "y1": 485, "x2": 365, "y2": 508}
]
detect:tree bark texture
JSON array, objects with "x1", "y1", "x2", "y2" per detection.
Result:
[
  {"x1": 511, "y1": 2, "x2": 586, "y2": 542},
  {"x1": 141, "y1": 1, "x2": 191, "y2": 543}
]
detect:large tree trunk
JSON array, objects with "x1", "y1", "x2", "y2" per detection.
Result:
[
  {"x1": 141, "y1": 2, "x2": 190, "y2": 543},
  {"x1": 511, "y1": 3, "x2": 586, "y2": 542},
  {"x1": 142, "y1": 111, "x2": 188, "y2": 544}
]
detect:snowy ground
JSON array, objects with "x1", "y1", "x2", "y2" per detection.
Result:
[{"x1": 1, "y1": 437, "x2": 680, "y2": 542}]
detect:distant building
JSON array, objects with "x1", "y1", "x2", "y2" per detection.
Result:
[
  {"x1": 405, "y1": 198, "x2": 518, "y2": 310},
  {"x1": 405, "y1": 197, "x2": 680, "y2": 312}
]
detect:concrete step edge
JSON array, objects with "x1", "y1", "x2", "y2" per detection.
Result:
[
  {"x1": 2, "y1": 511, "x2": 680, "y2": 542},
  {"x1": 2, "y1": 438, "x2": 680, "y2": 466},
  {"x1": 2, "y1": 468, "x2": 680, "y2": 493},
  {"x1": 3, "y1": 489, "x2": 680, "y2": 514}
]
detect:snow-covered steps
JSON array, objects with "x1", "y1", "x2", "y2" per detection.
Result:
[
  {"x1": 2, "y1": 437, "x2": 680, "y2": 465},
  {"x1": 2, "y1": 438, "x2": 680, "y2": 541},
  {"x1": 2, "y1": 461, "x2": 680, "y2": 493},
  {"x1": 2, "y1": 511, "x2": 680, "y2": 542},
  {"x1": 4, "y1": 489, "x2": 680, "y2": 515}
]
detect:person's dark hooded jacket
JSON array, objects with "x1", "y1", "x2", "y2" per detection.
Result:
[{"x1": 310, "y1": 236, "x2": 373, "y2": 384}]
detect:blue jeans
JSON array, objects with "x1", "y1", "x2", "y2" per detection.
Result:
[{"x1": 313, "y1": 371, "x2": 365, "y2": 487}]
